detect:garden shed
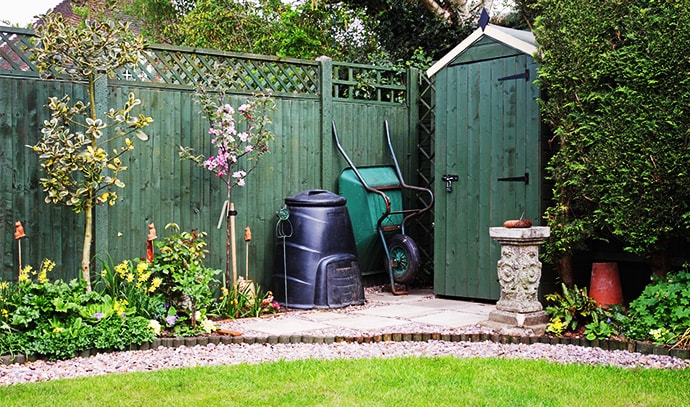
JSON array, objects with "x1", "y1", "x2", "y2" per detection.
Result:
[{"x1": 427, "y1": 23, "x2": 551, "y2": 300}]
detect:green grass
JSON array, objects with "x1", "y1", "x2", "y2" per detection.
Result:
[{"x1": 1, "y1": 357, "x2": 688, "y2": 406}]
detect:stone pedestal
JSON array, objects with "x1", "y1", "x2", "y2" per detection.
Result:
[{"x1": 482, "y1": 226, "x2": 550, "y2": 336}]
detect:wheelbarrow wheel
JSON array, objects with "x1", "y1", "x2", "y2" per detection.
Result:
[{"x1": 387, "y1": 234, "x2": 420, "y2": 284}]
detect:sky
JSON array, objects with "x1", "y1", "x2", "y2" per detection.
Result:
[{"x1": 1, "y1": 0, "x2": 62, "y2": 26}]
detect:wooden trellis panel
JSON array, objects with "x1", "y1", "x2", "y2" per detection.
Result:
[{"x1": 116, "y1": 46, "x2": 321, "y2": 96}]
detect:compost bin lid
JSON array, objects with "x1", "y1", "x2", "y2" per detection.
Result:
[{"x1": 285, "y1": 189, "x2": 346, "y2": 207}]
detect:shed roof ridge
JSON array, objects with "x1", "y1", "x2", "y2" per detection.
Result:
[{"x1": 426, "y1": 24, "x2": 537, "y2": 78}]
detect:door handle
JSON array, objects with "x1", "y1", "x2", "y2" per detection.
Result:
[
  {"x1": 497, "y1": 173, "x2": 529, "y2": 185},
  {"x1": 442, "y1": 174, "x2": 459, "y2": 193}
]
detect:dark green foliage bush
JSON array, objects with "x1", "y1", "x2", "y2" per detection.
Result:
[
  {"x1": 623, "y1": 267, "x2": 690, "y2": 344},
  {"x1": 535, "y1": 0, "x2": 690, "y2": 265}
]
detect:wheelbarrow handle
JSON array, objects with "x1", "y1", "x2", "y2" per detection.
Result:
[
  {"x1": 383, "y1": 120, "x2": 435, "y2": 234},
  {"x1": 332, "y1": 120, "x2": 393, "y2": 218}
]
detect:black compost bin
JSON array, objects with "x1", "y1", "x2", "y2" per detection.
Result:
[{"x1": 272, "y1": 189, "x2": 365, "y2": 309}]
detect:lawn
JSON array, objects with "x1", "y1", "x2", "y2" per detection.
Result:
[{"x1": 1, "y1": 356, "x2": 688, "y2": 406}]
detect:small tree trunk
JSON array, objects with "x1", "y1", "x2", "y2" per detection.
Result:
[
  {"x1": 225, "y1": 204, "x2": 232, "y2": 291},
  {"x1": 225, "y1": 183, "x2": 234, "y2": 291},
  {"x1": 81, "y1": 75, "x2": 97, "y2": 292},
  {"x1": 82, "y1": 204, "x2": 93, "y2": 291},
  {"x1": 557, "y1": 254, "x2": 575, "y2": 288},
  {"x1": 650, "y1": 249, "x2": 670, "y2": 277}
]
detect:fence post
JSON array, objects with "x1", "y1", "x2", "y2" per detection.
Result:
[
  {"x1": 94, "y1": 74, "x2": 109, "y2": 270},
  {"x1": 407, "y1": 66, "x2": 421, "y2": 201},
  {"x1": 317, "y1": 56, "x2": 333, "y2": 190}
]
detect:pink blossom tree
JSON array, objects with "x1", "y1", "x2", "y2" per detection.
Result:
[{"x1": 180, "y1": 88, "x2": 276, "y2": 290}]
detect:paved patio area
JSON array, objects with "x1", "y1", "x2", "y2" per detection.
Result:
[{"x1": 234, "y1": 288, "x2": 496, "y2": 336}]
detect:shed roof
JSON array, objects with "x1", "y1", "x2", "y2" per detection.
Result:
[{"x1": 426, "y1": 24, "x2": 537, "y2": 77}]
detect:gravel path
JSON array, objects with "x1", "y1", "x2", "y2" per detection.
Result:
[{"x1": 2, "y1": 336, "x2": 689, "y2": 386}]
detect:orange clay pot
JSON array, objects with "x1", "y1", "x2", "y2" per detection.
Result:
[{"x1": 589, "y1": 262, "x2": 623, "y2": 308}]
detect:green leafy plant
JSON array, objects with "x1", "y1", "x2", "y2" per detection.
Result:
[
  {"x1": 0, "y1": 262, "x2": 156, "y2": 359},
  {"x1": 584, "y1": 313, "x2": 616, "y2": 340},
  {"x1": 94, "y1": 256, "x2": 166, "y2": 320},
  {"x1": 545, "y1": 283, "x2": 599, "y2": 335},
  {"x1": 211, "y1": 283, "x2": 279, "y2": 319},
  {"x1": 30, "y1": 8, "x2": 152, "y2": 291},
  {"x1": 545, "y1": 283, "x2": 622, "y2": 340},
  {"x1": 25, "y1": 316, "x2": 91, "y2": 360},
  {"x1": 90, "y1": 315, "x2": 156, "y2": 351},
  {"x1": 623, "y1": 267, "x2": 690, "y2": 345},
  {"x1": 149, "y1": 224, "x2": 221, "y2": 333}
]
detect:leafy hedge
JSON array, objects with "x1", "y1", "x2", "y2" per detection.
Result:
[{"x1": 534, "y1": 0, "x2": 690, "y2": 266}]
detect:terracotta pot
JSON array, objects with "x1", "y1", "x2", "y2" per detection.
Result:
[{"x1": 589, "y1": 262, "x2": 623, "y2": 308}]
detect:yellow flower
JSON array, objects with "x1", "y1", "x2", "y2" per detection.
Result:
[
  {"x1": 41, "y1": 259, "x2": 56, "y2": 272},
  {"x1": 1, "y1": 308, "x2": 8, "y2": 319},
  {"x1": 37, "y1": 269, "x2": 48, "y2": 284},
  {"x1": 100, "y1": 269, "x2": 107, "y2": 278},
  {"x1": 126, "y1": 273, "x2": 135, "y2": 283},
  {"x1": 138, "y1": 271, "x2": 151, "y2": 284},
  {"x1": 53, "y1": 326, "x2": 64, "y2": 333},
  {"x1": 18, "y1": 266, "x2": 31, "y2": 283},
  {"x1": 0, "y1": 281, "x2": 8, "y2": 290},
  {"x1": 115, "y1": 261, "x2": 129, "y2": 278},
  {"x1": 136, "y1": 261, "x2": 149, "y2": 274},
  {"x1": 547, "y1": 317, "x2": 565, "y2": 336},
  {"x1": 148, "y1": 277, "x2": 162, "y2": 293},
  {"x1": 113, "y1": 298, "x2": 129, "y2": 316},
  {"x1": 148, "y1": 319, "x2": 161, "y2": 335}
]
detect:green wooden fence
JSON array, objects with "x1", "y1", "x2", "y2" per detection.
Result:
[{"x1": 0, "y1": 27, "x2": 421, "y2": 289}]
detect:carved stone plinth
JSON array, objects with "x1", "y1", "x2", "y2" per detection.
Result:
[{"x1": 482, "y1": 226, "x2": 550, "y2": 335}]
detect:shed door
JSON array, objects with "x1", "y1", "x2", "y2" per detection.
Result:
[{"x1": 434, "y1": 54, "x2": 541, "y2": 300}]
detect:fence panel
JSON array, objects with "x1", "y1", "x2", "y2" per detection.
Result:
[{"x1": 0, "y1": 27, "x2": 419, "y2": 289}]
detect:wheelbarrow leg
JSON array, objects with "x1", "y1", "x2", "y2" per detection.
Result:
[{"x1": 379, "y1": 229, "x2": 409, "y2": 295}]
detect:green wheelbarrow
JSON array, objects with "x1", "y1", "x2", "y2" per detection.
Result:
[{"x1": 332, "y1": 120, "x2": 434, "y2": 294}]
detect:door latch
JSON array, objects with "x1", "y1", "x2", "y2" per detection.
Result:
[{"x1": 441, "y1": 174, "x2": 459, "y2": 193}]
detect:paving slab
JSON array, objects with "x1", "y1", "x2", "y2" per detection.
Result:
[
  {"x1": 409, "y1": 310, "x2": 489, "y2": 328},
  {"x1": 298, "y1": 311, "x2": 352, "y2": 322},
  {"x1": 354, "y1": 303, "x2": 435, "y2": 319},
  {"x1": 414, "y1": 299, "x2": 495, "y2": 315},
  {"x1": 320, "y1": 315, "x2": 409, "y2": 330},
  {"x1": 240, "y1": 318, "x2": 330, "y2": 335},
  {"x1": 366, "y1": 289, "x2": 435, "y2": 305}
]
